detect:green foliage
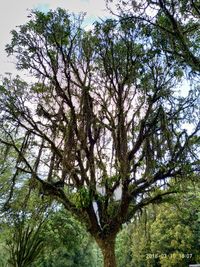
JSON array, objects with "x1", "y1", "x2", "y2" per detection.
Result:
[
  {"x1": 69, "y1": 187, "x2": 91, "y2": 209},
  {"x1": 0, "y1": 242, "x2": 9, "y2": 267},
  {"x1": 0, "y1": 197, "x2": 48, "y2": 267},
  {"x1": 34, "y1": 209, "x2": 102, "y2": 267},
  {"x1": 112, "y1": 0, "x2": 200, "y2": 72},
  {"x1": 6, "y1": 218, "x2": 44, "y2": 267},
  {"x1": 116, "y1": 225, "x2": 133, "y2": 267},
  {"x1": 0, "y1": 199, "x2": 101, "y2": 267},
  {"x1": 124, "y1": 186, "x2": 200, "y2": 267},
  {"x1": 6, "y1": 8, "x2": 83, "y2": 71}
]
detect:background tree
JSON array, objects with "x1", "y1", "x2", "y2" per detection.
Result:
[
  {"x1": 34, "y1": 209, "x2": 102, "y2": 267},
  {"x1": 0, "y1": 187, "x2": 50, "y2": 267},
  {"x1": 0, "y1": 8, "x2": 200, "y2": 267},
  {"x1": 0, "y1": 177, "x2": 99, "y2": 267},
  {"x1": 6, "y1": 213, "x2": 45, "y2": 267},
  {"x1": 115, "y1": 182, "x2": 200, "y2": 267},
  {"x1": 115, "y1": 225, "x2": 133, "y2": 267}
]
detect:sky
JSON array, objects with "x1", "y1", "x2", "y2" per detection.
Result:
[{"x1": 0, "y1": 0, "x2": 109, "y2": 77}]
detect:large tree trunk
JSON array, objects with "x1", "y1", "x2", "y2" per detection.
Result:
[{"x1": 96, "y1": 236, "x2": 117, "y2": 267}]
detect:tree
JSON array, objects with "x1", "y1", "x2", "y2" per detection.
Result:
[
  {"x1": 128, "y1": 184, "x2": 200, "y2": 267},
  {"x1": 0, "y1": 182, "x2": 100, "y2": 267},
  {"x1": 115, "y1": 225, "x2": 133, "y2": 267},
  {"x1": 107, "y1": 0, "x2": 200, "y2": 73},
  {"x1": 6, "y1": 214, "x2": 45, "y2": 267},
  {"x1": 0, "y1": 8, "x2": 200, "y2": 267},
  {"x1": 35, "y1": 209, "x2": 102, "y2": 267},
  {"x1": 0, "y1": 187, "x2": 50, "y2": 267}
]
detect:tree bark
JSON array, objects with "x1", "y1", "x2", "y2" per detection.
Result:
[{"x1": 96, "y1": 236, "x2": 117, "y2": 267}]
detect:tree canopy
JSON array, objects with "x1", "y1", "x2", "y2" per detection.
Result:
[{"x1": 107, "y1": 0, "x2": 200, "y2": 72}]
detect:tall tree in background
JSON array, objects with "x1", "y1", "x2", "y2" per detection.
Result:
[{"x1": 0, "y1": 8, "x2": 200, "y2": 267}]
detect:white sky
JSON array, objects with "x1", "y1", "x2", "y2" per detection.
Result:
[{"x1": 0, "y1": 0, "x2": 109, "y2": 77}]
